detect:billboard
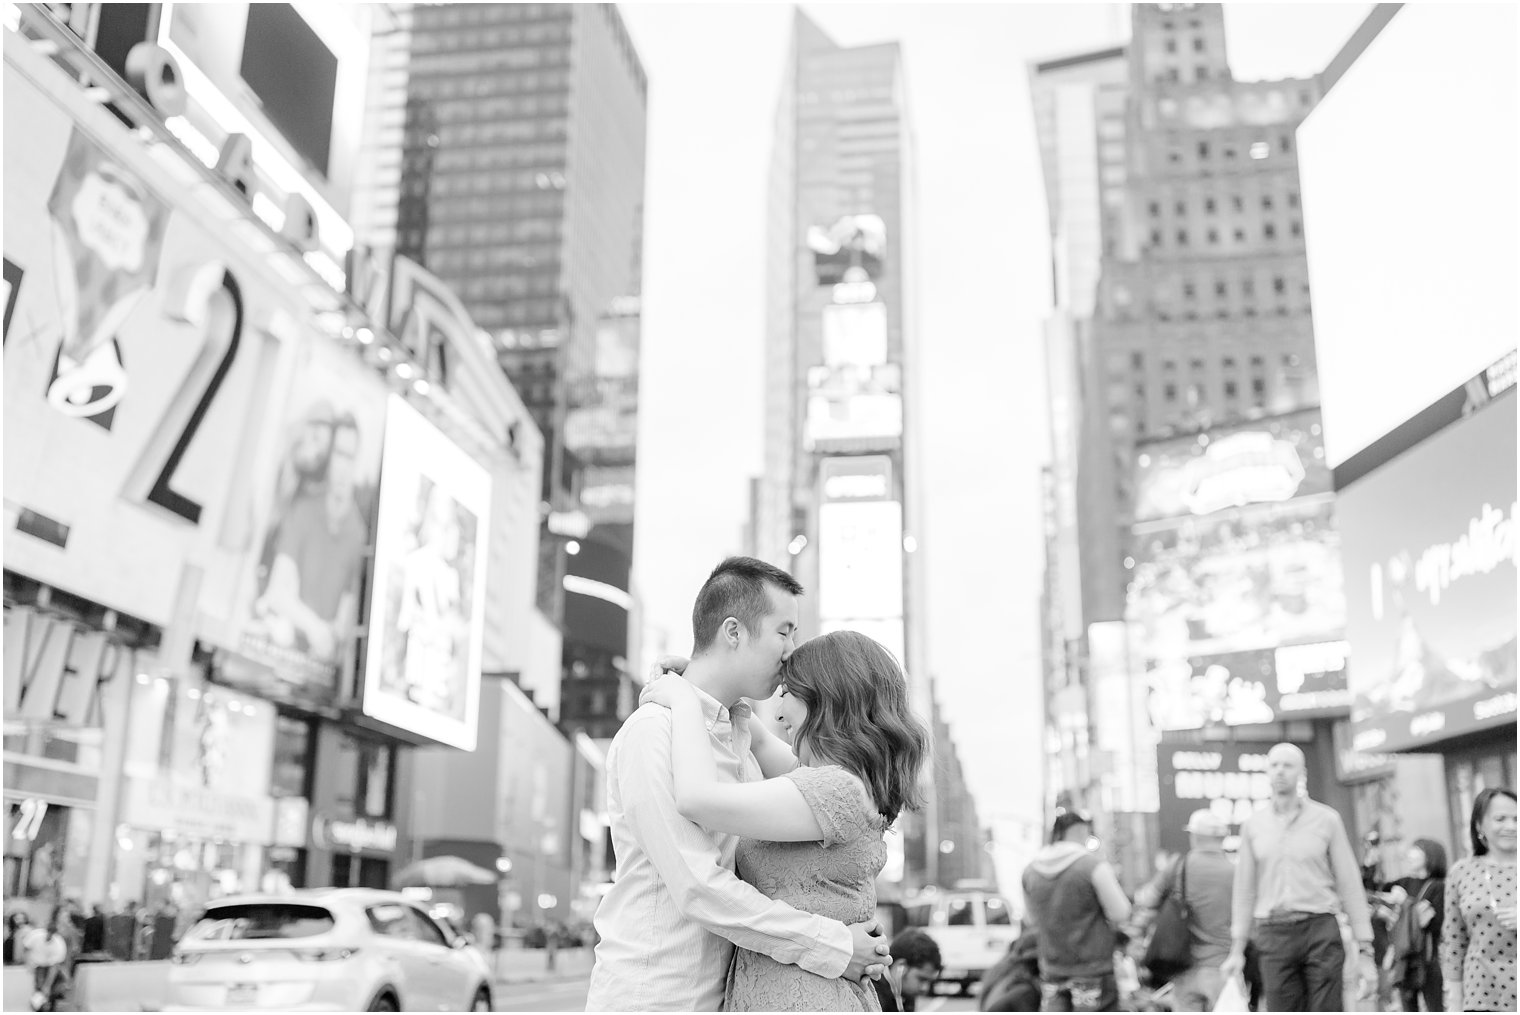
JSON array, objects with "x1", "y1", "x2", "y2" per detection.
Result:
[
  {"x1": 1134, "y1": 410, "x2": 1330, "y2": 523},
  {"x1": 2, "y1": 50, "x2": 375, "y2": 667},
  {"x1": 816, "y1": 456, "x2": 904, "y2": 650},
  {"x1": 1126, "y1": 496, "x2": 1346, "y2": 662},
  {"x1": 1298, "y1": 4, "x2": 1518, "y2": 469},
  {"x1": 1147, "y1": 642, "x2": 1351, "y2": 732},
  {"x1": 822, "y1": 302, "x2": 888, "y2": 366},
  {"x1": 808, "y1": 214, "x2": 886, "y2": 286},
  {"x1": 804, "y1": 363, "x2": 903, "y2": 451},
  {"x1": 1156, "y1": 742, "x2": 1287, "y2": 854},
  {"x1": 361, "y1": 397, "x2": 491, "y2": 751},
  {"x1": 564, "y1": 315, "x2": 639, "y2": 464},
  {"x1": 1343, "y1": 381, "x2": 1516, "y2": 754},
  {"x1": 209, "y1": 338, "x2": 389, "y2": 703}
]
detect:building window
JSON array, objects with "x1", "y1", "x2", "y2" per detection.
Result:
[
  {"x1": 1183, "y1": 282, "x2": 1196, "y2": 299},
  {"x1": 1197, "y1": 140, "x2": 1210, "y2": 159},
  {"x1": 1165, "y1": 38, "x2": 1177, "y2": 53},
  {"x1": 1231, "y1": 195, "x2": 1244, "y2": 212},
  {"x1": 1193, "y1": 36, "x2": 1205, "y2": 52},
  {"x1": 1222, "y1": 356, "x2": 1237, "y2": 370},
  {"x1": 1176, "y1": 229, "x2": 1188, "y2": 246},
  {"x1": 1280, "y1": 133, "x2": 1293, "y2": 153},
  {"x1": 1151, "y1": 228, "x2": 1163, "y2": 247},
  {"x1": 1204, "y1": 197, "x2": 1216, "y2": 214},
  {"x1": 1224, "y1": 381, "x2": 1239, "y2": 399},
  {"x1": 1272, "y1": 276, "x2": 1286, "y2": 294},
  {"x1": 1207, "y1": 228, "x2": 1219, "y2": 245},
  {"x1": 1196, "y1": 66, "x2": 1209, "y2": 80},
  {"x1": 1250, "y1": 355, "x2": 1264, "y2": 368},
  {"x1": 1252, "y1": 378, "x2": 1266, "y2": 396},
  {"x1": 1290, "y1": 220, "x2": 1303, "y2": 237},
  {"x1": 1149, "y1": 200, "x2": 1161, "y2": 217},
  {"x1": 1241, "y1": 278, "x2": 1255, "y2": 297},
  {"x1": 1233, "y1": 227, "x2": 1246, "y2": 242},
  {"x1": 1262, "y1": 195, "x2": 1274, "y2": 211},
  {"x1": 1175, "y1": 199, "x2": 1187, "y2": 215},
  {"x1": 1264, "y1": 223, "x2": 1277, "y2": 240},
  {"x1": 1164, "y1": 383, "x2": 1178, "y2": 402},
  {"x1": 1287, "y1": 191, "x2": 1300, "y2": 208},
  {"x1": 1215, "y1": 280, "x2": 1227, "y2": 297},
  {"x1": 1131, "y1": 351, "x2": 1144, "y2": 369}
]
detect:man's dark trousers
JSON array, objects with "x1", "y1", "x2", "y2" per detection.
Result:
[{"x1": 1254, "y1": 913, "x2": 1345, "y2": 1012}]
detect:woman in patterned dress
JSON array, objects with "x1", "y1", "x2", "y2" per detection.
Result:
[
  {"x1": 647, "y1": 631, "x2": 930, "y2": 1011},
  {"x1": 1441, "y1": 788, "x2": 1517, "y2": 1013}
]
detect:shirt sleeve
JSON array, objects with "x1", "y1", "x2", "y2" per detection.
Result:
[
  {"x1": 1327, "y1": 811, "x2": 1373, "y2": 942},
  {"x1": 1440, "y1": 861, "x2": 1467, "y2": 988},
  {"x1": 1231, "y1": 820, "x2": 1258, "y2": 944},
  {"x1": 615, "y1": 712, "x2": 853, "y2": 978},
  {"x1": 1091, "y1": 861, "x2": 1132, "y2": 925}
]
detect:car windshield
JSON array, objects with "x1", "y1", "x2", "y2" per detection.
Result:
[
  {"x1": 183, "y1": 904, "x2": 335, "y2": 942},
  {"x1": 984, "y1": 897, "x2": 1013, "y2": 926}
]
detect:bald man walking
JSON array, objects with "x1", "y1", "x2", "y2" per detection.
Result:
[{"x1": 1220, "y1": 744, "x2": 1374, "y2": 1011}]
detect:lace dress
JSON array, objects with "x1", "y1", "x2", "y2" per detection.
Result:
[{"x1": 725, "y1": 764, "x2": 888, "y2": 1012}]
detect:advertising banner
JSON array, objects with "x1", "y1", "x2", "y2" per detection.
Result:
[
  {"x1": 1134, "y1": 410, "x2": 1330, "y2": 523},
  {"x1": 816, "y1": 456, "x2": 904, "y2": 654},
  {"x1": 822, "y1": 302, "x2": 888, "y2": 366},
  {"x1": 1344, "y1": 387, "x2": 1516, "y2": 754},
  {"x1": 564, "y1": 316, "x2": 639, "y2": 464},
  {"x1": 808, "y1": 214, "x2": 886, "y2": 286},
  {"x1": 1156, "y1": 742, "x2": 1282, "y2": 854},
  {"x1": 201, "y1": 338, "x2": 389, "y2": 705},
  {"x1": 361, "y1": 397, "x2": 490, "y2": 751},
  {"x1": 1146, "y1": 641, "x2": 1351, "y2": 732},
  {"x1": 805, "y1": 363, "x2": 903, "y2": 451},
  {"x1": 3, "y1": 53, "x2": 352, "y2": 647},
  {"x1": 1126, "y1": 496, "x2": 1346, "y2": 662}
]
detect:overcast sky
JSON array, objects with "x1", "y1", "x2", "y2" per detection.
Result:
[{"x1": 621, "y1": 1, "x2": 1375, "y2": 884}]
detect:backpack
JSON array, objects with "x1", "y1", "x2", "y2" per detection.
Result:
[{"x1": 1388, "y1": 881, "x2": 1434, "y2": 988}]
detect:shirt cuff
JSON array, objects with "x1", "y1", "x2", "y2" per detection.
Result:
[{"x1": 794, "y1": 918, "x2": 852, "y2": 979}]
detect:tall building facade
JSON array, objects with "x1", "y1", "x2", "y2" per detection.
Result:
[
  {"x1": 1032, "y1": 4, "x2": 1372, "y2": 889},
  {"x1": 761, "y1": 10, "x2": 946, "y2": 888},
  {"x1": 363, "y1": 3, "x2": 648, "y2": 739}
]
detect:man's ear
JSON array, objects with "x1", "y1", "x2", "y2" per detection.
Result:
[{"x1": 723, "y1": 616, "x2": 742, "y2": 647}]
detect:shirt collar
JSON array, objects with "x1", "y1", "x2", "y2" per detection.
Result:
[{"x1": 690, "y1": 685, "x2": 751, "y2": 732}]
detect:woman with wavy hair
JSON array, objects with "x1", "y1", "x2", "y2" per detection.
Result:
[{"x1": 646, "y1": 630, "x2": 930, "y2": 1011}]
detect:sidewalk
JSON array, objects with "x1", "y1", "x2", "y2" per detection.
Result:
[{"x1": 491, "y1": 945, "x2": 595, "y2": 985}]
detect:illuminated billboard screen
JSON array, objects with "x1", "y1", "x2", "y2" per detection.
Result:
[
  {"x1": 822, "y1": 302, "x2": 888, "y2": 366},
  {"x1": 1298, "y1": 5, "x2": 1518, "y2": 468},
  {"x1": 1134, "y1": 410, "x2": 1330, "y2": 523},
  {"x1": 1126, "y1": 496, "x2": 1346, "y2": 662},
  {"x1": 808, "y1": 214, "x2": 886, "y2": 286},
  {"x1": 240, "y1": 4, "x2": 338, "y2": 175},
  {"x1": 1147, "y1": 642, "x2": 1351, "y2": 732},
  {"x1": 361, "y1": 397, "x2": 491, "y2": 751},
  {"x1": 1156, "y1": 741, "x2": 1324, "y2": 854},
  {"x1": 816, "y1": 456, "x2": 903, "y2": 636},
  {"x1": 1342, "y1": 381, "x2": 1516, "y2": 754}
]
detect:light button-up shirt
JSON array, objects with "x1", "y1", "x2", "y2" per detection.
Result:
[
  {"x1": 585, "y1": 690, "x2": 852, "y2": 1011},
  {"x1": 1231, "y1": 797, "x2": 1373, "y2": 944}
]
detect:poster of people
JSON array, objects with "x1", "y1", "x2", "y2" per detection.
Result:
[
  {"x1": 228, "y1": 338, "x2": 390, "y2": 705},
  {"x1": 361, "y1": 396, "x2": 490, "y2": 751}
]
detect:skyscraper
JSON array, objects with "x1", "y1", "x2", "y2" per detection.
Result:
[
  {"x1": 361, "y1": 3, "x2": 648, "y2": 736},
  {"x1": 761, "y1": 10, "x2": 942, "y2": 887},
  {"x1": 1032, "y1": 3, "x2": 1336, "y2": 885}
]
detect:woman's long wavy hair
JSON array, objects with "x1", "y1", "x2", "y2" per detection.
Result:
[{"x1": 780, "y1": 630, "x2": 929, "y2": 823}]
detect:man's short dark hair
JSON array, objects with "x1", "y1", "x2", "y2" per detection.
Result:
[
  {"x1": 890, "y1": 927, "x2": 941, "y2": 970},
  {"x1": 691, "y1": 556, "x2": 803, "y2": 652}
]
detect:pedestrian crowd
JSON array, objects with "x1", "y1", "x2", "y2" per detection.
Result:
[{"x1": 975, "y1": 761, "x2": 1515, "y2": 1013}]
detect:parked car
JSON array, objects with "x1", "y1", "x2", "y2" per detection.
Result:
[
  {"x1": 904, "y1": 885, "x2": 1020, "y2": 996},
  {"x1": 163, "y1": 889, "x2": 493, "y2": 1012}
]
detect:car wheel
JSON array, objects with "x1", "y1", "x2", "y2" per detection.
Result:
[
  {"x1": 471, "y1": 986, "x2": 493, "y2": 1011},
  {"x1": 368, "y1": 991, "x2": 399, "y2": 1012}
]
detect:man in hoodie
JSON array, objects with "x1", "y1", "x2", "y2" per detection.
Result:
[{"x1": 1022, "y1": 808, "x2": 1132, "y2": 1012}]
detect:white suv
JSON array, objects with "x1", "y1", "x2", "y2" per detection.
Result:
[{"x1": 164, "y1": 889, "x2": 493, "y2": 1012}]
